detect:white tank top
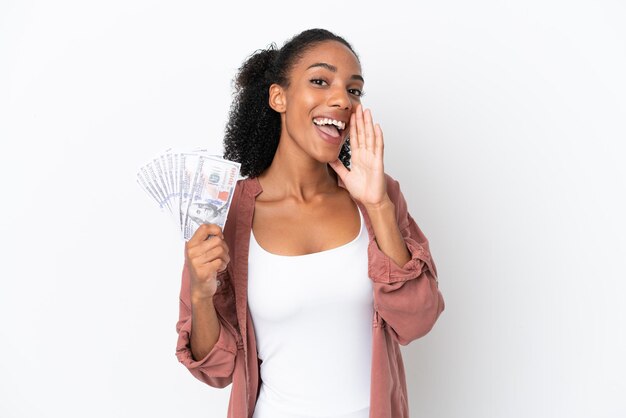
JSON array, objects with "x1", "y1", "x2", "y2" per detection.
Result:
[{"x1": 248, "y1": 205, "x2": 373, "y2": 418}]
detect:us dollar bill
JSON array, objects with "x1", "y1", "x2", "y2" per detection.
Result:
[
  {"x1": 182, "y1": 154, "x2": 240, "y2": 241},
  {"x1": 136, "y1": 148, "x2": 241, "y2": 241}
]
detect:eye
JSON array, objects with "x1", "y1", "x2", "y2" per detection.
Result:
[
  {"x1": 348, "y1": 88, "x2": 364, "y2": 97},
  {"x1": 310, "y1": 78, "x2": 328, "y2": 86}
]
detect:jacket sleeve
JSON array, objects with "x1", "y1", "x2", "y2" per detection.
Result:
[
  {"x1": 368, "y1": 176, "x2": 445, "y2": 345},
  {"x1": 175, "y1": 262, "x2": 241, "y2": 388}
]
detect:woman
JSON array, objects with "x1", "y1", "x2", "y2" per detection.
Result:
[{"x1": 175, "y1": 28, "x2": 445, "y2": 418}]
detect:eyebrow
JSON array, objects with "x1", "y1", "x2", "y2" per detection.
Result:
[{"x1": 306, "y1": 62, "x2": 364, "y2": 83}]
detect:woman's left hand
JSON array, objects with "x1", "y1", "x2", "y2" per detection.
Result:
[{"x1": 329, "y1": 104, "x2": 390, "y2": 209}]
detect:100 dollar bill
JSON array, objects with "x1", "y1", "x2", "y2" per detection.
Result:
[{"x1": 181, "y1": 154, "x2": 240, "y2": 241}]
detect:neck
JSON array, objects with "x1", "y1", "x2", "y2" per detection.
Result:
[{"x1": 257, "y1": 137, "x2": 339, "y2": 203}]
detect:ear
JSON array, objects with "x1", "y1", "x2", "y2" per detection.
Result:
[{"x1": 268, "y1": 83, "x2": 287, "y2": 113}]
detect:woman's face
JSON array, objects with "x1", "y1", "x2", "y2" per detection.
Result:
[{"x1": 272, "y1": 40, "x2": 364, "y2": 163}]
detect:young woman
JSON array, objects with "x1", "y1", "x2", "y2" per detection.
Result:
[{"x1": 175, "y1": 28, "x2": 445, "y2": 418}]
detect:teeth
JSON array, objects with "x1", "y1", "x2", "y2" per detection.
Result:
[{"x1": 313, "y1": 118, "x2": 345, "y2": 131}]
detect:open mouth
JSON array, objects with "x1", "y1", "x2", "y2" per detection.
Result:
[{"x1": 312, "y1": 117, "x2": 346, "y2": 138}]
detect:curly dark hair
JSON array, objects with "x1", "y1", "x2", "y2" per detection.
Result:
[{"x1": 222, "y1": 28, "x2": 360, "y2": 178}]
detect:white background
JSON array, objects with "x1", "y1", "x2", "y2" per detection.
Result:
[{"x1": 1, "y1": 0, "x2": 624, "y2": 417}]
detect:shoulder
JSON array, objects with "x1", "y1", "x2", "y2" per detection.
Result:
[
  {"x1": 220, "y1": 177, "x2": 252, "y2": 237},
  {"x1": 231, "y1": 177, "x2": 258, "y2": 204}
]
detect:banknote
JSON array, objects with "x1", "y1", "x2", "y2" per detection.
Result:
[
  {"x1": 182, "y1": 154, "x2": 239, "y2": 240},
  {"x1": 136, "y1": 148, "x2": 241, "y2": 241}
]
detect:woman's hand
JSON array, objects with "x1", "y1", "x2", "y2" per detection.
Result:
[
  {"x1": 329, "y1": 104, "x2": 390, "y2": 209},
  {"x1": 184, "y1": 223, "x2": 230, "y2": 301}
]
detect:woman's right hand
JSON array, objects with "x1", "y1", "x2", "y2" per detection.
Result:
[{"x1": 184, "y1": 223, "x2": 230, "y2": 301}]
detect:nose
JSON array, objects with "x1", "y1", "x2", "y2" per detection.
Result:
[{"x1": 328, "y1": 85, "x2": 353, "y2": 110}]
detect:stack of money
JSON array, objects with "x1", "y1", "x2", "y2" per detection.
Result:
[{"x1": 136, "y1": 148, "x2": 241, "y2": 241}]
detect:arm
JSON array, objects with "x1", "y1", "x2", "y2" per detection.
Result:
[
  {"x1": 328, "y1": 106, "x2": 443, "y2": 344},
  {"x1": 364, "y1": 197, "x2": 411, "y2": 269},
  {"x1": 175, "y1": 263, "x2": 241, "y2": 388},
  {"x1": 366, "y1": 176, "x2": 445, "y2": 345}
]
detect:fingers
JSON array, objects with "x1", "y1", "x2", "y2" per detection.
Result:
[
  {"x1": 355, "y1": 105, "x2": 366, "y2": 148},
  {"x1": 352, "y1": 104, "x2": 379, "y2": 151},
  {"x1": 186, "y1": 233, "x2": 229, "y2": 261},
  {"x1": 187, "y1": 223, "x2": 223, "y2": 247},
  {"x1": 185, "y1": 224, "x2": 229, "y2": 269},
  {"x1": 186, "y1": 236, "x2": 230, "y2": 281},
  {"x1": 363, "y1": 108, "x2": 375, "y2": 150},
  {"x1": 185, "y1": 225, "x2": 230, "y2": 299},
  {"x1": 349, "y1": 112, "x2": 359, "y2": 149},
  {"x1": 213, "y1": 256, "x2": 230, "y2": 273},
  {"x1": 375, "y1": 123, "x2": 384, "y2": 156},
  {"x1": 198, "y1": 245, "x2": 230, "y2": 268}
]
